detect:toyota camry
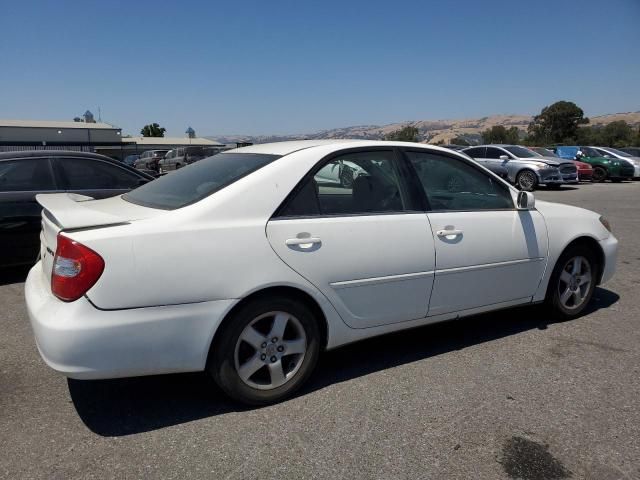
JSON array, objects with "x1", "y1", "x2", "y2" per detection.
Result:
[{"x1": 25, "y1": 140, "x2": 618, "y2": 404}]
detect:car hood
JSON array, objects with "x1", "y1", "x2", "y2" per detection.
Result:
[{"x1": 515, "y1": 156, "x2": 561, "y2": 166}]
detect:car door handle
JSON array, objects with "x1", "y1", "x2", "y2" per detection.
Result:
[
  {"x1": 285, "y1": 237, "x2": 322, "y2": 246},
  {"x1": 436, "y1": 229, "x2": 463, "y2": 237}
]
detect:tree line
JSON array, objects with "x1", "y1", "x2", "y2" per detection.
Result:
[{"x1": 386, "y1": 101, "x2": 640, "y2": 147}]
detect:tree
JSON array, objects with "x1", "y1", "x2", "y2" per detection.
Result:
[
  {"x1": 140, "y1": 123, "x2": 166, "y2": 137},
  {"x1": 527, "y1": 101, "x2": 589, "y2": 144},
  {"x1": 481, "y1": 125, "x2": 520, "y2": 144},
  {"x1": 599, "y1": 121, "x2": 634, "y2": 147},
  {"x1": 450, "y1": 136, "x2": 470, "y2": 146},
  {"x1": 385, "y1": 125, "x2": 419, "y2": 142}
]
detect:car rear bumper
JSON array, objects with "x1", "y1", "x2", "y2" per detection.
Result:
[
  {"x1": 598, "y1": 234, "x2": 618, "y2": 285},
  {"x1": 25, "y1": 261, "x2": 234, "y2": 379}
]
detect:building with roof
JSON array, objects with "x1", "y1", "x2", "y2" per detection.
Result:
[
  {"x1": 0, "y1": 119, "x2": 228, "y2": 160},
  {"x1": 0, "y1": 119, "x2": 122, "y2": 150}
]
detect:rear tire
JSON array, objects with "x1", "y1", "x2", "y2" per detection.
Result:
[
  {"x1": 546, "y1": 245, "x2": 598, "y2": 319},
  {"x1": 208, "y1": 295, "x2": 321, "y2": 405}
]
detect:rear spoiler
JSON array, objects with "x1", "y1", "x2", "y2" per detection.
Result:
[{"x1": 36, "y1": 193, "x2": 127, "y2": 230}]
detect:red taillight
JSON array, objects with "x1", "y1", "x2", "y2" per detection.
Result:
[{"x1": 51, "y1": 234, "x2": 104, "y2": 302}]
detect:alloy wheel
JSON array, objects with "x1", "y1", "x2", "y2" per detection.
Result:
[
  {"x1": 557, "y1": 256, "x2": 592, "y2": 310},
  {"x1": 517, "y1": 171, "x2": 537, "y2": 191},
  {"x1": 234, "y1": 311, "x2": 307, "y2": 390}
]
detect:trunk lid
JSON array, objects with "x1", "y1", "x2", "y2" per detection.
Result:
[{"x1": 37, "y1": 193, "x2": 162, "y2": 284}]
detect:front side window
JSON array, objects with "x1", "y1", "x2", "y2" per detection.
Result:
[
  {"x1": 485, "y1": 147, "x2": 508, "y2": 159},
  {"x1": 463, "y1": 147, "x2": 485, "y2": 158},
  {"x1": 581, "y1": 147, "x2": 601, "y2": 157},
  {"x1": 278, "y1": 150, "x2": 406, "y2": 217},
  {"x1": 57, "y1": 158, "x2": 142, "y2": 190},
  {"x1": 124, "y1": 152, "x2": 279, "y2": 210},
  {"x1": 0, "y1": 158, "x2": 55, "y2": 192},
  {"x1": 406, "y1": 151, "x2": 513, "y2": 211}
]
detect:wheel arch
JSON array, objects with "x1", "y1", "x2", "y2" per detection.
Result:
[
  {"x1": 206, "y1": 285, "x2": 330, "y2": 367},
  {"x1": 546, "y1": 235, "x2": 606, "y2": 299}
]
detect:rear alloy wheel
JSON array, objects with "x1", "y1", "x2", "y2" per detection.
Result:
[
  {"x1": 547, "y1": 246, "x2": 598, "y2": 319},
  {"x1": 592, "y1": 166, "x2": 607, "y2": 182},
  {"x1": 516, "y1": 170, "x2": 538, "y2": 191},
  {"x1": 208, "y1": 296, "x2": 320, "y2": 405}
]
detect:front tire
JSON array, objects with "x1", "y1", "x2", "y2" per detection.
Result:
[
  {"x1": 546, "y1": 245, "x2": 598, "y2": 319},
  {"x1": 516, "y1": 170, "x2": 538, "y2": 191},
  {"x1": 208, "y1": 296, "x2": 321, "y2": 405},
  {"x1": 592, "y1": 166, "x2": 607, "y2": 182}
]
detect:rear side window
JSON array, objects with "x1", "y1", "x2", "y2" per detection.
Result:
[
  {"x1": 57, "y1": 158, "x2": 142, "y2": 190},
  {"x1": 277, "y1": 150, "x2": 407, "y2": 217},
  {"x1": 124, "y1": 152, "x2": 280, "y2": 210},
  {"x1": 0, "y1": 158, "x2": 55, "y2": 191},
  {"x1": 406, "y1": 151, "x2": 513, "y2": 211}
]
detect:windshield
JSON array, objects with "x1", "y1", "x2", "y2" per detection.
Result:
[
  {"x1": 123, "y1": 152, "x2": 280, "y2": 209},
  {"x1": 531, "y1": 147, "x2": 558, "y2": 157},
  {"x1": 601, "y1": 147, "x2": 631, "y2": 157},
  {"x1": 504, "y1": 146, "x2": 537, "y2": 158}
]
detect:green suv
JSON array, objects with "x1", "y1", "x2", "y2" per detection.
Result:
[{"x1": 553, "y1": 146, "x2": 634, "y2": 182}]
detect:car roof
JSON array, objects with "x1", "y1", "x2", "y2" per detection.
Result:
[
  {"x1": 0, "y1": 150, "x2": 116, "y2": 161},
  {"x1": 0, "y1": 149, "x2": 154, "y2": 179},
  {"x1": 229, "y1": 139, "x2": 471, "y2": 157}
]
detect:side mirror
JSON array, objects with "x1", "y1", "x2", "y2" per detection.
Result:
[
  {"x1": 499, "y1": 155, "x2": 509, "y2": 161},
  {"x1": 517, "y1": 191, "x2": 535, "y2": 210}
]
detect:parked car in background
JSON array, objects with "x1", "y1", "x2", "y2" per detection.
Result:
[
  {"x1": 463, "y1": 145, "x2": 577, "y2": 191},
  {"x1": 123, "y1": 154, "x2": 140, "y2": 167},
  {"x1": 553, "y1": 146, "x2": 634, "y2": 182},
  {"x1": 25, "y1": 140, "x2": 617, "y2": 405},
  {"x1": 134, "y1": 150, "x2": 169, "y2": 173},
  {"x1": 440, "y1": 144, "x2": 468, "y2": 151},
  {"x1": 0, "y1": 150, "x2": 153, "y2": 268},
  {"x1": 620, "y1": 147, "x2": 640, "y2": 157},
  {"x1": 590, "y1": 146, "x2": 640, "y2": 179},
  {"x1": 159, "y1": 146, "x2": 211, "y2": 173},
  {"x1": 528, "y1": 147, "x2": 593, "y2": 181}
]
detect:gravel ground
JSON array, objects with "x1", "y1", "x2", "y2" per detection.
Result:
[{"x1": 1, "y1": 181, "x2": 639, "y2": 479}]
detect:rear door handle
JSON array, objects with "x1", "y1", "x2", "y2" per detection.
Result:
[
  {"x1": 285, "y1": 237, "x2": 321, "y2": 246},
  {"x1": 436, "y1": 229, "x2": 463, "y2": 237}
]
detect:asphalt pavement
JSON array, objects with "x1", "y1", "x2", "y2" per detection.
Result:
[{"x1": 1, "y1": 181, "x2": 639, "y2": 479}]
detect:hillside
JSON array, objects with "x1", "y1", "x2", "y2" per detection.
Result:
[{"x1": 209, "y1": 111, "x2": 640, "y2": 145}]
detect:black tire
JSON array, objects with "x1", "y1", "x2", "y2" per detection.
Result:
[
  {"x1": 208, "y1": 295, "x2": 321, "y2": 405},
  {"x1": 516, "y1": 169, "x2": 538, "y2": 191},
  {"x1": 546, "y1": 244, "x2": 599, "y2": 319},
  {"x1": 592, "y1": 166, "x2": 607, "y2": 182},
  {"x1": 175, "y1": 163, "x2": 181, "y2": 170}
]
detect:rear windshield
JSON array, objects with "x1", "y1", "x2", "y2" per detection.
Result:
[{"x1": 123, "y1": 152, "x2": 280, "y2": 209}]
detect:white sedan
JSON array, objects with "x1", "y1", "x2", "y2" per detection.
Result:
[{"x1": 25, "y1": 140, "x2": 618, "y2": 404}]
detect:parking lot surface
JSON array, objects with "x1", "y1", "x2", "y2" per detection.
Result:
[{"x1": 1, "y1": 182, "x2": 639, "y2": 479}]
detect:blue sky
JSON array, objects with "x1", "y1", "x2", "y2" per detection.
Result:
[{"x1": 1, "y1": 0, "x2": 638, "y2": 136}]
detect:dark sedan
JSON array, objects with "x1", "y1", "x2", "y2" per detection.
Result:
[{"x1": 0, "y1": 150, "x2": 153, "y2": 267}]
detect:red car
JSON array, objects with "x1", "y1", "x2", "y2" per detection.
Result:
[
  {"x1": 529, "y1": 147, "x2": 592, "y2": 181},
  {"x1": 573, "y1": 160, "x2": 593, "y2": 181}
]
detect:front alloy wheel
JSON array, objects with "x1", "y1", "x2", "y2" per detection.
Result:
[
  {"x1": 557, "y1": 256, "x2": 592, "y2": 311},
  {"x1": 208, "y1": 296, "x2": 320, "y2": 405},
  {"x1": 516, "y1": 170, "x2": 538, "y2": 191},
  {"x1": 548, "y1": 246, "x2": 598, "y2": 318}
]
